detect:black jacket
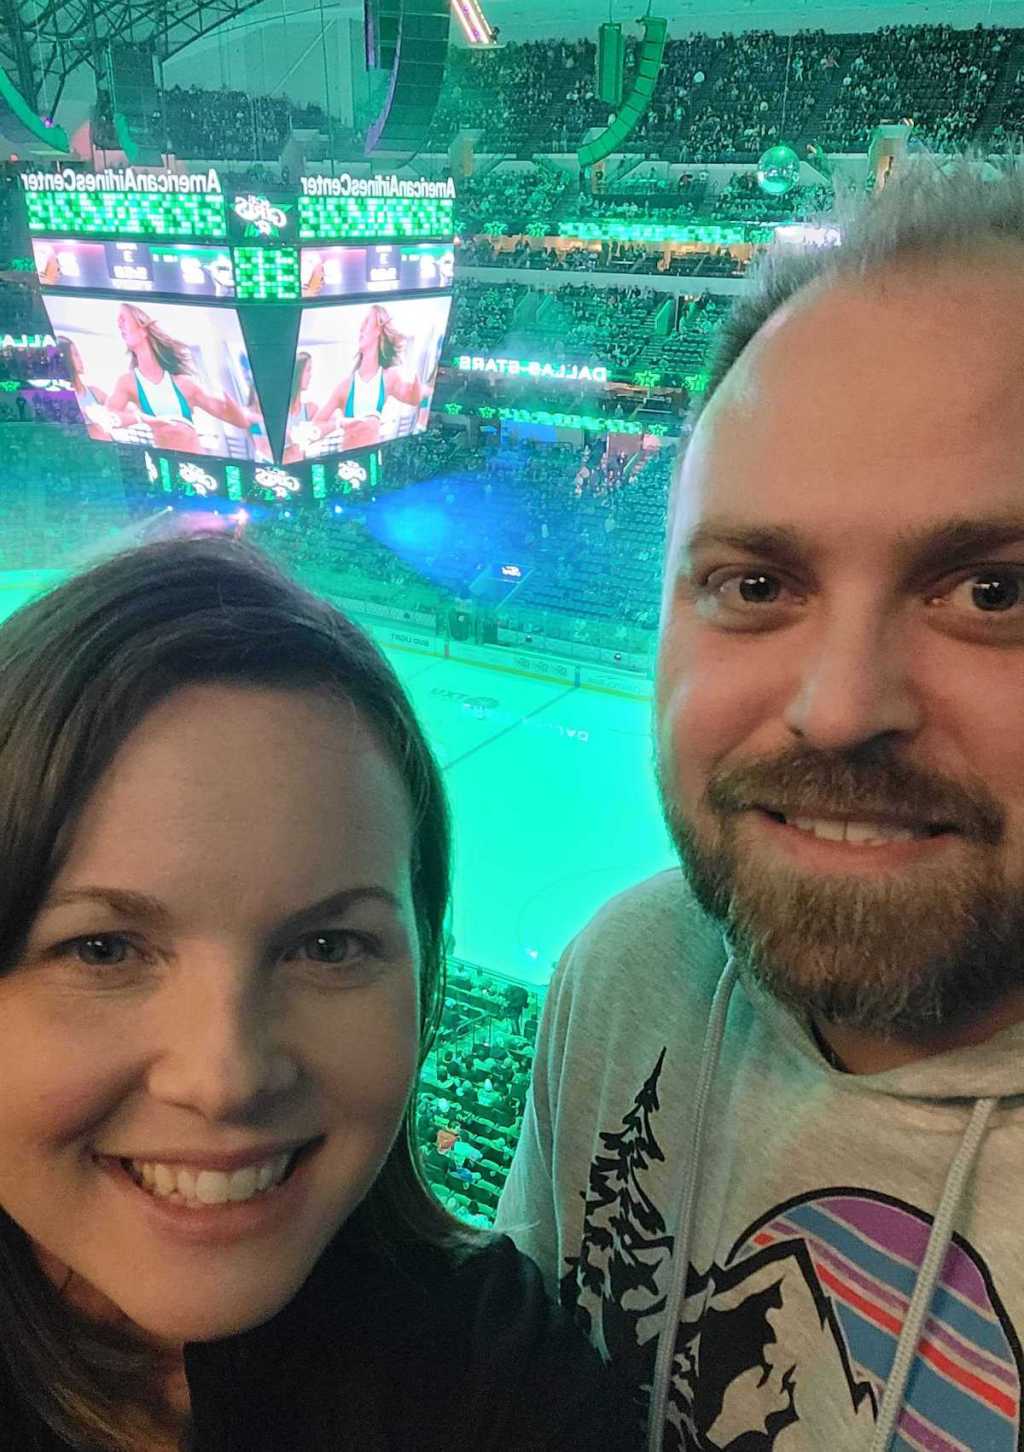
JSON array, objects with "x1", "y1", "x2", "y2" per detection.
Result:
[{"x1": 7, "y1": 1232, "x2": 636, "y2": 1451}]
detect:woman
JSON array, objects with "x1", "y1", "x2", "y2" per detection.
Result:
[
  {"x1": 309, "y1": 305, "x2": 427, "y2": 453},
  {"x1": 0, "y1": 534, "x2": 630, "y2": 1452},
  {"x1": 104, "y1": 304, "x2": 261, "y2": 456},
  {"x1": 282, "y1": 350, "x2": 315, "y2": 464},
  {"x1": 58, "y1": 335, "x2": 113, "y2": 441}
]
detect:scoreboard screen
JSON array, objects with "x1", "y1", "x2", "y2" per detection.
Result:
[
  {"x1": 284, "y1": 295, "x2": 452, "y2": 463},
  {"x1": 297, "y1": 194, "x2": 452, "y2": 242},
  {"x1": 33, "y1": 238, "x2": 235, "y2": 297},
  {"x1": 44, "y1": 294, "x2": 270, "y2": 462},
  {"x1": 24, "y1": 189, "x2": 226, "y2": 239},
  {"x1": 301, "y1": 243, "x2": 454, "y2": 299},
  {"x1": 23, "y1": 169, "x2": 455, "y2": 496}
]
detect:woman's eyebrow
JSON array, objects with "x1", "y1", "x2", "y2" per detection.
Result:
[{"x1": 39, "y1": 885, "x2": 401, "y2": 933}]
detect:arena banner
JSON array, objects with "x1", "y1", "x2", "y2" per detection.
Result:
[
  {"x1": 19, "y1": 167, "x2": 223, "y2": 195},
  {"x1": 0, "y1": 332, "x2": 57, "y2": 348},
  {"x1": 455, "y1": 354, "x2": 608, "y2": 385},
  {"x1": 576, "y1": 664, "x2": 651, "y2": 698},
  {"x1": 370, "y1": 625, "x2": 446, "y2": 656},
  {"x1": 299, "y1": 174, "x2": 455, "y2": 200},
  {"x1": 447, "y1": 639, "x2": 576, "y2": 684},
  {"x1": 329, "y1": 596, "x2": 437, "y2": 631}
]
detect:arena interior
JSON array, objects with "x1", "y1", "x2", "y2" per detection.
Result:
[{"x1": 0, "y1": 0, "x2": 1019, "y2": 1228}]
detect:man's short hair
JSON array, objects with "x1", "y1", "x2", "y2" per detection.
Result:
[{"x1": 688, "y1": 147, "x2": 1024, "y2": 434}]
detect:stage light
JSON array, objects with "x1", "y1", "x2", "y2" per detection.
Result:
[{"x1": 451, "y1": 0, "x2": 496, "y2": 46}]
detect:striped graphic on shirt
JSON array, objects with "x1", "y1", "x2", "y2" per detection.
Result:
[{"x1": 731, "y1": 1192, "x2": 1021, "y2": 1452}]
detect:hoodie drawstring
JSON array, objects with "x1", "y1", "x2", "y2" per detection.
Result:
[
  {"x1": 644, "y1": 957, "x2": 998, "y2": 1452},
  {"x1": 868, "y1": 1094, "x2": 998, "y2": 1452},
  {"x1": 645, "y1": 956, "x2": 739, "y2": 1452}
]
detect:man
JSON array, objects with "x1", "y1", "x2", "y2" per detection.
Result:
[{"x1": 495, "y1": 154, "x2": 1024, "y2": 1452}]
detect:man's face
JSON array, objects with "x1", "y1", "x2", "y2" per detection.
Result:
[{"x1": 656, "y1": 252, "x2": 1024, "y2": 1035}]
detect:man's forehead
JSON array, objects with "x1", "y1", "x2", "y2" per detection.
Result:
[
  {"x1": 730, "y1": 264, "x2": 1024, "y2": 419},
  {"x1": 674, "y1": 262, "x2": 1024, "y2": 516}
]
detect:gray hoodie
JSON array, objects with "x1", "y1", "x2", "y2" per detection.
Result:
[{"x1": 495, "y1": 868, "x2": 1023, "y2": 1452}]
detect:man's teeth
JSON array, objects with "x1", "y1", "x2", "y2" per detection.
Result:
[
  {"x1": 787, "y1": 816, "x2": 921, "y2": 845},
  {"x1": 126, "y1": 1151, "x2": 293, "y2": 1205}
]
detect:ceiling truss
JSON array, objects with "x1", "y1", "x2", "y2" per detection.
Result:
[{"x1": 0, "y1": 0, "x2": 265, "y2": 114}]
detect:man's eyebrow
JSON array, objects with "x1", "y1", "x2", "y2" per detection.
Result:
[
  {"x1": 39, "y1": 886, "x2": 401, "y2": 932},
  {"x1": 683, "y1": 515, "x2": 1024, "y2": 579}
]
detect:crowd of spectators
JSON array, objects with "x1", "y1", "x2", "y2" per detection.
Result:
[
  {"x1": 649, "y1": 29, "x2": 839, "y2": 161},
  {"x1": 429, "y1": 38, "x2": 592, "y2": 151},
  {"x1": 0, "y1": 281, "x2": 47, "y2": 336},
  {"x1": 416, "y1": 964, "x2": 542, "y2": 1225},
  {"x1": 0, "y1": 425, "x2": 129, "y2": 570},
  {"x1": 254, "y1": 507, "x2": 443, "y2": 618},
  {"x1": 454, "y1": 166, "x2": 578, "y2": 236},
  {"x1": 430, "y1": 22, "x2": 1022, "y2": 158},
  {"x1": 444, "y1": 277, "x2": 729, "y2": 386},
  {"x1": 706, "y1": 172, "x2": 836, "y2": 221},
  {"x1": 121, "y1": 84, "x2": 331, "y2": 161},
  {"x1": 820, "y1": 24, "x2": 1011, "y2": 151},
  {"x1": 443, "y1": 279, "x2": 525, "y2": 357},
  {"x1": 246, "y1": 428, "x2": 673, "y2": 646},
  {"x1": 991, "y1": 61, "x2": 1024, "y2": 149},
  {"x1": 457, "y1": 234, "x2": 751, "y2": 280},
  {"x1": 456, "y1": 167, "x2": 836, "y2": 249}
]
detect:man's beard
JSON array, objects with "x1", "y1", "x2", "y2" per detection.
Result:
[{"x1": 655, "y1": 748, "x2": 1024, "y2": 1038}]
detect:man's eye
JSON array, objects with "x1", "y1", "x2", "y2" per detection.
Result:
[
  {"x1": 942, "y1": 568, "x2": 1024, "y2": 617},
  {"x1": 696, "y1": 570, "x2": 786, "y2": 608},
  {"x1": 696, "y1": 567, "x2": 1024, "y2": 620}
]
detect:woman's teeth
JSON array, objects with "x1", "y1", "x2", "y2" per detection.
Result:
[{"x1": 123, "y1": 1151, "x2": 294, "y2": 1206}]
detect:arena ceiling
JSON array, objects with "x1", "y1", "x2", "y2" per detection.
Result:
[
  {"x1": 1, "y1": 0, "x2": 1019, "y2": 117},
  {"x1": 481, "y1": 0, "x2": 1020, "y2": 39},
  {"x1": 0, "y1": 0, "x2": 266, "y2": 112}
]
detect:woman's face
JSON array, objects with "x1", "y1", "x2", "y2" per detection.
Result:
[
  {"x1": 118, "y1": 307, "x2": 146, "y2": 348},
  {"x1": 0, "y1": 684, "x2": 420, "y2": 1348},
  {"x1": 358, "y1": 310, "x2": 382, "y2": 354},
  {"x1": 302, "y1": 357, "x2": 313, "y2": 390}
]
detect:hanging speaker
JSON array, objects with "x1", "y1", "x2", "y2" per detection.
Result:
[
  {"x1": 596, "y1": 24, "x2": 625, "y2": 107},
  {"x1": 578, "y1": 16, "x2": 667, "y2": 167},
  {"x1": 107, "y1": 42, "x2": 163, "y2": 161},
  {"x1": 365, "y1": 0, "x2": 451, "y2": 152},
  {"x1": 365, "y1": 0, "x2": 401, "y2": 71}
]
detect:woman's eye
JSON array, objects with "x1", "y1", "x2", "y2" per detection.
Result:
[
  {"x1": 65, "y1": 934, "x2": 141, "y2": 968},
  {"x1": 288, "y1": 930, "x2": 375, "y2": 966},
  {"x1": 55, "y1": 930, "x2": 375, "y2": 972}
]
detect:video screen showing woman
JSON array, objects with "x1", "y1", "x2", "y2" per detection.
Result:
[
  {"x1": 41, "y1": 298, "x2": 269, "y2": 460},
  {"x1": 285, "y1": 297, "x2": 451, "y2": 461}
]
